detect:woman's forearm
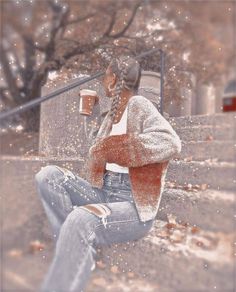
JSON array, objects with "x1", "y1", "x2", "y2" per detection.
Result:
[{"x1": 89, "y1": 131, "x2": 181, "y2": 168}]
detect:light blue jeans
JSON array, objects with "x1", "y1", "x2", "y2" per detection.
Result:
[{"x1": 34, "y1": 165, "x2": 154, "y2": 292}]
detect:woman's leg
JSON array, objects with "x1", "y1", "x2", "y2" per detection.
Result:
[
  {"x1": 34, "y1": 165, "x2": 106, "y2": 240},
  {"x1": 40, "y1": 200, "x2": 154, "y2": 292}
]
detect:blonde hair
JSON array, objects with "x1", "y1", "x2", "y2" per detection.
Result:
[{"x1": 107, "y1": 56, "x2": 141, "y2": 123}]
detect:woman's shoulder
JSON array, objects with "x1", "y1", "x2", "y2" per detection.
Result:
[
  {"x1": 129, "y1": 94, "x2": 150, "y2": 103},
  {"x1": 128, "y1": 95, "x2": 159, "y2": 113}
]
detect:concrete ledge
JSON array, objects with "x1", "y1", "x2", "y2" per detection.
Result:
[
  {"x1": 177, "y1": 140, "x2": 236, "y2": 162},
  {"x1": 158, "y1": 189, "x2": 235, "y2": 233},
  {"x1": 175, "y1": 125, "x2": 236, "y2": 142},
  {"x1": 167, "y1": 160, "x2": 236, "y2": 191},
  {"x1": 169, "y1": 112, "x2": 236, "y2": 128},
  {"x1": 1, "y1": 155, "x2": 235, "y2": 191}
]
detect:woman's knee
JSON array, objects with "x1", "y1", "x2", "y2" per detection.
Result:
[
  {"x1": 62, "y1": 206, "x2": 99, "y2": 237},
  {"x1": 35, "y1": 165, "x2": 62, "y2": 186}
]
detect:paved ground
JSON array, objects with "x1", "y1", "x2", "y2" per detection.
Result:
[{"x1": 2, "y1": 218, "x2": 235, "y2": 292}]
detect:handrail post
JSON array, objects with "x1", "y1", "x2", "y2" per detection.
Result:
[{"x1": 159, "y1": 49, "x2": 165, "y2": 115}]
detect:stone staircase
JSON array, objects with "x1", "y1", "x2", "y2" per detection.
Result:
[{"x1": 1, "y1": 112, "x2": 235, "y2": 291}]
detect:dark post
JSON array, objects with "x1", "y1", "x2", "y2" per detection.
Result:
[{"x1": 159, "y1": 49, "x2": 165, "y2": 115}]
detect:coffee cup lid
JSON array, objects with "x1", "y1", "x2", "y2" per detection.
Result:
[{"x1": 80, "y1": 89, "x2": 97, "y2": 96}]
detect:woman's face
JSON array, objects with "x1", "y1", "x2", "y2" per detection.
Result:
[{"x1": 103, "y1": 66, "x2": 117, "y2": 98}]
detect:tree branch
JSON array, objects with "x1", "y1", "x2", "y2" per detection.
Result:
[
  {"x1": 109, "y1": 1, "x2": 142, "y2": 38},
  {"x1": 0, "y1": 87, "x2": 16, "y2": 108},
  {"x1": 27, "y1": 0, "x2": 70, "y2": 94},
  {"x1": 4, "y1": 40, "x2": 25, "y2": 82},
  {"x1": 103, "y1": 10, "x2": 117, "y2": 37},
  {"x1": 66, "y1": 13, "x2": 95, "y2": 25},
  {"x1": 0, "y1": 45, "x2": 20, "y2": 102},
  {"x1": 100, "y1": 44, "x2": 136, "y2": 55},
  {"x1": 22, "y1": 35, "x2": 36, "y2": 88}
]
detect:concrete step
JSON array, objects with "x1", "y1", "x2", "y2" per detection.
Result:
[
  {"x1": 177, "y1": 140, "x2": 236, "y2": 162},
  {"x1": 167, "y1": 160, "x2": 236, "y2": 191},
  {"x1": 158, "y1": 188, "x2": 235, "y2": 233},
  {"x1": 174, "y1": 125, "x2": 236, "y2": 142},
  {"x1": 0, "y1": 131, "x2": 39, "y2": 156},
  {"x1": 169, "y1": 112, "x2": 236, "y2": 128},
  {"x1": 1, "y1": 155, "x2": 235, "y2": 198},
  {"x1": 2, "y1": 219, "x2": 234, "y2": 292},
  {"x1": 89, "y1": 220, "x2": 235, "y2": 292}
]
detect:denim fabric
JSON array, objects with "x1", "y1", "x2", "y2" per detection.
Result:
[{"x1": 34, "y1": 165, "x2": 154, "y2": 292}]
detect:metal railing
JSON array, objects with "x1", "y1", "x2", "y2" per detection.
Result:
[{"x1": 0, "y1": 48, "x2": 165, "y2": 121}]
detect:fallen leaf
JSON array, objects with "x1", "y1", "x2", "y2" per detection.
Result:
[
  {"x1": 181, "y1": 222, "x2": 190, "y2": 228},
  {"x1": 170, "y1": 230, "x2": 185, "y2": 243},
  {"x1": 200, "y1": 184, "x2": 208, "y2": 190},
  {"x1": 206, "y1": 135, "x2": 213, "y2": 141},
  {"x1": 127, "y1": 272, "x2": 135, "y2": 278},
  {"x1": 157, "y1": 229, "x2": 170, "y2": 238},
  {"x1": 111, "y1": 265, "x2": 120, "y2": 274},
  {"x1": 29, "y1": 240, "x2": 45, "y2": 253},
  {"x1": 184, "y1": 156, "x2": 193, "y2": 162},
  {"x1": 196, "y1": 241, "x2": 204, "y2": 247},
  {"x1": 167, "y1": 214, "x2": 177, "y2": 224},
  {"x1": 167, "y1": 182, "x2": 176, "y2": 188},
  {"x1": 92, "y1": 277, "x2": 107, "y2": 287},
  {"x1": 7, "y1": 249, "x2": 23, "y2": 258},
  {"x1": 191, "y1": 226, "x2": 200, "y2": 234},
  {"x1": 96, "y1": 260, "x2": 106, "y2": 269},
  {"x1": 165, "y1": 223, "x2": 176, "y2": 230},
  {"x1": 191, "y1": 236, "x2": 215, "y2": 250}
]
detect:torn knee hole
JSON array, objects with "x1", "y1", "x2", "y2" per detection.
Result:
[
  {"x1": 80, "y1": 204, "x2": 111, "y2": 217},
  {"x1": 79, "y1": 204, "x2": 111, "y2": 228}
]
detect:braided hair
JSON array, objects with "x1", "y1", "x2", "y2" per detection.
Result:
[{"x1": 107, "y1": 56, "x2": 141, "y2": 124}]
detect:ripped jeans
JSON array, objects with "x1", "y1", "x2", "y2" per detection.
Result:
[{"x1": 34, "y1": 165, "x2": 154, "y2": 292}]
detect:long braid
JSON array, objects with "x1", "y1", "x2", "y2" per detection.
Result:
[
  {"x1": 108, "y1": 56, "x2": 141, "y2": 124},
  {"x1": 110, "y1": 59, "x2": 128, "y2": 122}
]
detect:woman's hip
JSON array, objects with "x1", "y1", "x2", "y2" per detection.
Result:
[{"x1": 102, "y1": 170, "x2": 133, "y2": 203}]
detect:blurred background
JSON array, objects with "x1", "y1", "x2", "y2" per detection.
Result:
[
  {"x1": 0, "y1": 1, "x2": 235, "y2": 291},
  {"x1": 1, "y1": 0, "x2": 235, "y2": 132}
]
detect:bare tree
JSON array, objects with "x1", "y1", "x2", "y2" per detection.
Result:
[
  {"x1": 1, "y1": 0, "x2": 143, "y2": 131},
  {"x1": 1, "y1": 0, "x2": 235, "y2": 131}
]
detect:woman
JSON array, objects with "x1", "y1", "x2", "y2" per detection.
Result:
[{"x1": 34, "y1": 56, "x2": 181, "y2": 292}]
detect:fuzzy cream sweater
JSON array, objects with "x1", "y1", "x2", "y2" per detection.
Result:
[{"x1": 86, "y1": 95, "x2": 182, "y2": 222}]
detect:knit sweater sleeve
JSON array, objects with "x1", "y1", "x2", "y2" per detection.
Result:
[{"x1": 90, "y1": 96, "x2": 182, "y2": 168}]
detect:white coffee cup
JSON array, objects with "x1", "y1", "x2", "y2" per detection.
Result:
[{"x1": 79, "y1": 89, "x2": 99, "y2": 116}]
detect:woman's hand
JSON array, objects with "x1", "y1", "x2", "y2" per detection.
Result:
[
  {"x1": 88, "y1": 135, "x2": 121, "y2": 163},
  {"x1": 89, "y1": 134, "x2": 133, "y2": 166},
  {"x1": 89, "y1": 139, "x2": 107, "y2": 163}
]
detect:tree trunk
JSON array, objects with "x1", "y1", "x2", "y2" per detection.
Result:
[
  {"x1": 22, "y1": 87, "x2": 42, "y2": 132},
  {"x1": 21, "y1": 105, "x2": 40, "y2": 132}
]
